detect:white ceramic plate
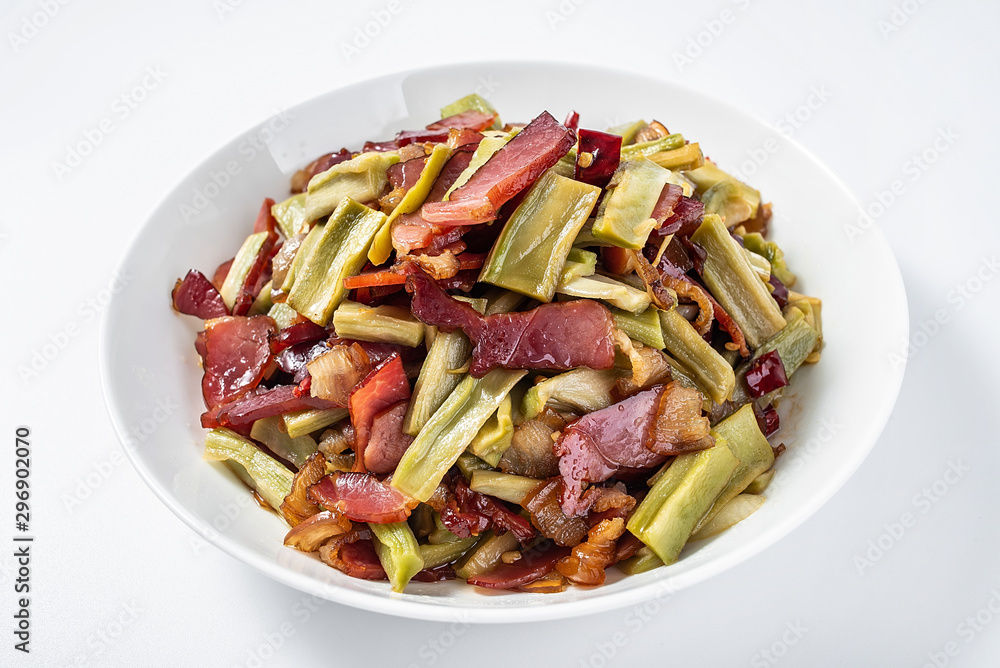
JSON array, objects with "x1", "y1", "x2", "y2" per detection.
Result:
[{"x1": 100, "y1": 61, "x2": 908, "y2": 623}]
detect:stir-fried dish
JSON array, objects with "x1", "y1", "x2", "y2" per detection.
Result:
[{"x1": 171, "y1": 94, "x2": 823, "y2": 593}]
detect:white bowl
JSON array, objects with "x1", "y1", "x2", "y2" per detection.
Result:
[{"x1": 100, "y1": 61, "x2": 908, "y2": 623}]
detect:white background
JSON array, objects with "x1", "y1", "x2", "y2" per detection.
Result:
[{"x1": 3, "y1": 0, "x2": 999, "y2": 666}]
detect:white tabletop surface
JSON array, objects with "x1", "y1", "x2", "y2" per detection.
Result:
[{"x1": 3, "y1": 0, "x2": 998, "y2": 666}]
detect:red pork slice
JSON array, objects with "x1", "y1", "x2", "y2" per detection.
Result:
[
  {"x1": 232, "y1": 198, "x2": 280, "y2": 316},
  {"x1": 348, "y1": 354, "x2": 411, "y2": 473},
  {"x1": 201, "y1": 315, "x2": 277, "y2": 408},
  {"x1": 555, "y1": 387, "x2": 669, "y2": 517},
  {"x1": 466, "y1": 543, "x2": 571, "y2": 590},
  {"x1": 425, "y1": 110, "x2": 497, "y2": 133},
  {"x1": 390, "y1": 148, "x2": 476, "y2": 255},
  {"x1": 202, "y1": 384, "x2": 340, "y2": 429},
  {"x1": 172, "y1": 270, "x2": 229, "y2": 319},
  {"x1": 330, "y1": 540, "x2": 387, "y2": 580},
  {"x1": 363, "y1": 402, "x2": 413, "y2": 475},
  {"x1": 406, "y1": 268, "x2": 615, "y2": 377},
  {"x1": 308, "y1": 472, "x2": 417, "y2": 523},
  {"x1": 386, "y1": 156, "x2": 429, "y2": 191},
  {"x1": 420, "y1": 111, "x2": 575, "y2": 225},
  {"x1": 650, "y1": 183, "x2": 683, "y2": 227},
  {"x1": 469, "y1": 300, "x2": 615, "y2": 377}
]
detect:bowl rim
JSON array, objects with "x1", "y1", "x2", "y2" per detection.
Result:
[{"x1": 100, "y1": 59, "x2": 908, "y2": 623}]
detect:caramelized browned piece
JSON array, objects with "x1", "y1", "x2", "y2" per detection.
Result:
[
  {"x1": 279, "y1": 451, "x2": 327, "y2": 526},
  {"x1": 498, "y1": 409, "x2": 565, "y2": 478},
  {"x1": 633, "y1": 120, "x2": 670, "y2": 144},
  {"x1": 524, "y1": 479, "x2": 589, "y2": 547},
  {"x1": 555, "y1": 517, "x2": 626, "y2": 586},
  {"x1": 283, "y1": 510, "x2": 352, "y2": 552}
]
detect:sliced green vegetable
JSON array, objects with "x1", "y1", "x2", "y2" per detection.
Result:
[
  {"x1": 282, "y1": 407, "x2": 348, "y2": 440},
  {"x1": 249, "y1": 416, "x2": 317, "y2": 469},
  {"x1": 440, "y1": 93, "x2": 501, "y2": 131},
  {"x1": 248, "y1": 279, "x2": 273, "y2": 316},
  {"x1": 742, "y1": 232, "x2": 797, "y2": 287},
  {"x1": 369, "y1": 522, "x2": 424, "y2": 592},
  {"x1": 483, "y1": 285, "x2": 527, "y2": 316},
  {"x1": 392, "y1": 369, "x2": 527, "y2": 502},
  {"x1": 456, "y1": 452, "x2": 493, "y2": 481},
  {"x1": 626, "y1": 438, "x2": 739, "y2": 565},
  {"x1": 467, "y1": 393, "x2": 514, "y2": 466},
  {"x1": 280, "y1": 221, "x2": 323, "y2": 293},
  {"x1": 592, "y1": 158, "x2": 673, "y2": 250},
  {"x1": 521, "y1": 367, "x2": 621, "y2": 421},
  {"x1": 698, "y1": 405, "x2": 774, "y2": 529},
  {"x1": 691, "y1": 214, "x2": 786, "y2": 349},
  {"x1": 204, "y1": 428, "x2": 293, "y2": 512},
  {"x1": 369, "y1": 143, "x2": 452, "y2": 264},
  {"x1": 647, "y1": 143, "x2": 704, "y2": 172},
  {"x1": 785, "y1": 294, "x2": 822, "y2": 342},
  {"x1": 659, "y1": 308, "x2": 735, "y2": 404},
  {"x1": 332, "y1": 300, "x2": 424, "y2": 347},
  {"x1": 611, "y1": 305, "x2": 666, "y2": 349},
  {"x1": 557, "y1": 274, "x2": 652, "y2": 313},
  {"x1": 445, "y1": 129, "x2": 517, "y2": 199},
  {"x1": 620, "y1": 133, "x2": 685, "y2": 160},
  {"x1": 690, "y1": 493, "x2": 765, "y2": 541},
  {"x1": 454, "y1": 530, "x2": 520, "y2": 580},
  {"x1": 684, "y1": 162, "x2": 760, "y2": 218},
  {"x1": 420, "y1": 537, "x2": 479, "y2": 569},
  {"x1": 266, "y1": 302, "x2": 299, "y2": 330},
  {"x1": 403, "y1": 300, "x2": 487, "y2": 436},
  {"x1": 469, "y1": 470, "x2": 542, "y2": 505},
  {"x1": 271, "y1": 193, "x2": 308, "y2": 238},
  {"x1": 560, "y1": 248, "x2": 598, "y2": 283},
  {"x1": 606, "y1": 119, "x2": 647, "y2": 145},
  {"x1": 617, "y1": 546, "x2": 663, "y2": 575},
  {"x1": 661, "y1": 351, "x2": 703, "y2": 394},
  {"x1": 479, "y1": 170, "x2": 600, "y2": 301},
  {"x1": 703, "y1": 179, "x2": 754, "y2": 227},
  {"x1": 729, "y1": 308, "x2": 820, "y2": 407},
  {"x1": 745, "y1": 469, "x2": 775, "y2": 495},
  {"x1": 304, "y1": 151, "x2": 399, "y2": 222},
  {"x1": 218, "y1": 231, "x2": 267, "y2": 310},
  {"x1": 743, "y1": 247, "x2": 772, "y2": 281},
  {"x1": 287, "y1": 199, "x2": 387, "y2": 325},
  {"x1": 408, "y1": 503, "x2": 435, "y2": 539}
]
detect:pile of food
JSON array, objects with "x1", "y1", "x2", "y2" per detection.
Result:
[{"x1": 171, "y1": 94, "x2": 823, "y2": 593}]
